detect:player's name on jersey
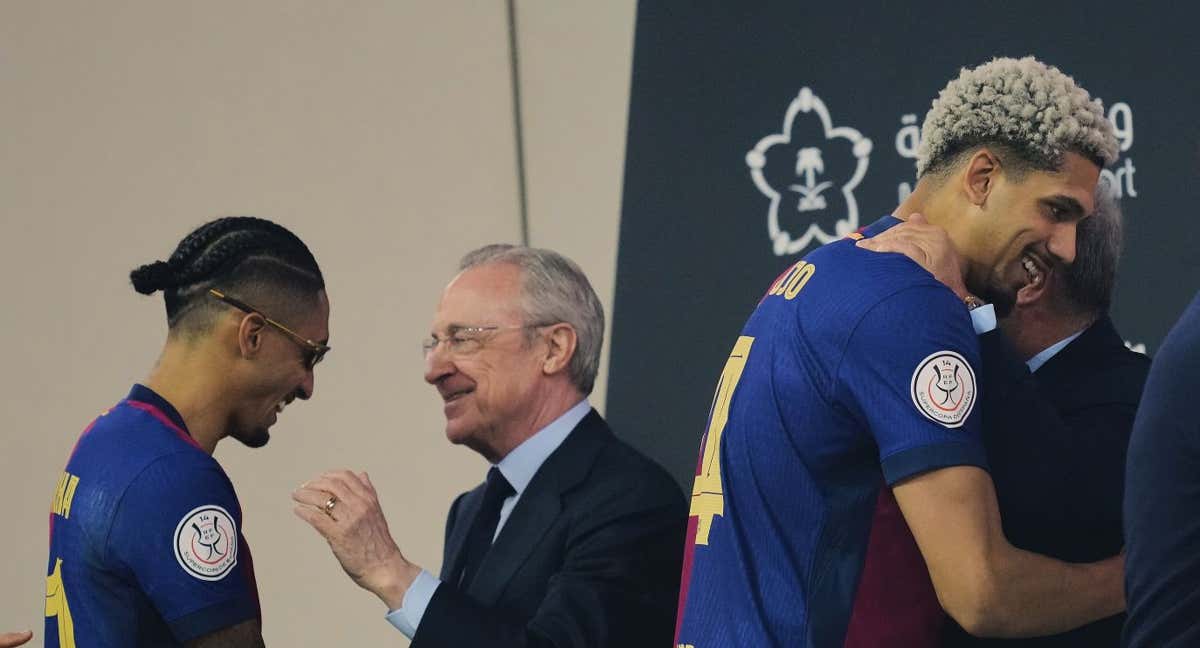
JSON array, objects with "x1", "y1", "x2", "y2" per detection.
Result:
[
  {"x1": 50, "y1": 470, "x2": 81, "y2": 520},
  {"x1": 766, "y1": 260, "x2": 817, "y2": 301}
]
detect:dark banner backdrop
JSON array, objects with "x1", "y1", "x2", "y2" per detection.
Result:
[{"x1": 606, "y1": 1, "x2": 1200, "y2": 489}]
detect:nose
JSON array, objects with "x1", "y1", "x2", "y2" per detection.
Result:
[
  {"x1": 423, "y1": 344, "x2": 454, "y2": 385},
  {"x1": 297, "y1": 368, "x2": 315, "y2": 401},
  {"x1": 1048, "y1": 221, "x2": 1078, "y2": 265}
]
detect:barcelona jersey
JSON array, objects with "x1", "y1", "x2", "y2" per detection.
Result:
[
  {"x1": 45, "y1": 384, "x2": 260, "y2": 646},
  {"x1": 675, "y1": 216, "x2": 988, "y2": 647}
]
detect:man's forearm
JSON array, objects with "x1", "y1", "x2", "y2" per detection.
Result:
[
  {"x1": 971, "y1": 546, "x2": 1124, "y2": 637},
  {"x1": 896, "y1": 466, "x2": 1125, "y2": 639}
]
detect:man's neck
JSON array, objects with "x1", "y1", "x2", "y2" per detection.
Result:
[
  {"x1": 1000, "y1": 307, "x2": 1096, "y2": 362},
  {"x1": 144, "y1": 339, "x2": 234, "y2": 455},
  {"x1": 484, "y1": 385, "x2": 586, "y2": 464},
  {"x1": 895, "y1": 179, "x2": 985, "y2": 293}
]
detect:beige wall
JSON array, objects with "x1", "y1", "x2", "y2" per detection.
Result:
[
  {"x1": 519, "y1": 3, "x2": 637, "y2": 410},
  {"x1": 0, "y1": 1, "x2": 635, "y2": 644}
]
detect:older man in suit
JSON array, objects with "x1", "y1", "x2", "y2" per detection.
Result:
[
  {"x1": 863, "y1": 183, "x2": 1148, "y2": 646},
  {"x1": 941, "y1": 184, "x2": 1148, "y2": 647},
  {"x1": 294, "y1": 244, "x2": 686, "y2": 647}
]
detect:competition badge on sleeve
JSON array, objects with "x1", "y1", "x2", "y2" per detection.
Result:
[
  {"x1": 910, "y1": 351, "x2": 976, "y2": 428},
  {"x1": 174, "y1": 505, "x2": 238, "y2": 581}
]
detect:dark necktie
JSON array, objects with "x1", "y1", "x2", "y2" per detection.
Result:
[{"x1": 459, "y1": 467, "x2": 515, "y2": 587}]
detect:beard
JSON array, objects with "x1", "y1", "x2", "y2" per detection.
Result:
[
  {"x1": 230, "y1": 426, "x2": 271, "y2": 448},
  {"x1": 977, "y1": 278, "x2": 1017, "y2": 319}
]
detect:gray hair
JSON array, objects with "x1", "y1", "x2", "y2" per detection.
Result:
[
  {"x1": 460, "y1": 244, "x2": 605, "y2": 395},
  {"x1": 1061, "y1": 179, "x2": 1123, "y2": 314},
  {"x1": 917, "y1": 56, "x2": 1119, "y2": 179}
]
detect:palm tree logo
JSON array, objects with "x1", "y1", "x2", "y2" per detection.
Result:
[
  {"x1": 747, "y1": 87, "x2": 873, "y2": 256},
  {"x1": 789, "y1": 147, "x2": 833, "y2": 211}
]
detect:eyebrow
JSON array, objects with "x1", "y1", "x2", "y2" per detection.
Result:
[{"x1": 1043, "y1": 195, "x2": 1087, "y2": 221}]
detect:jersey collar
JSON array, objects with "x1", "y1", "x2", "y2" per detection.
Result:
[
  {"x1": 126, "y1": 384, "x2": 190, "y2": 436},
  {"x1": 859, "y1": 214, "x2": 904, "y2": 238}
]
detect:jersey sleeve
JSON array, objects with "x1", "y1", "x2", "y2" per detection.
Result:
[
  {"x1": 107, "y1": 452, "x2": 259, "y2": 642},
  {"x1": 836, "y1": 284, "x2": 989, "y2": 485}
]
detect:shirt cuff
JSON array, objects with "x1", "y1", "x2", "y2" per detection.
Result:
[
  {"x1": 969, "y1": 303, "x2": 997, "y2": 334},
  {"x1": 881, "y1": 441, "x2": 990, "y2": 486},
  {"x1": 168, "y1": 592, "x2": 260, "y2": 642},
  {"x1": 384, "y1": 570, "x2": 440, "y2": 639}
]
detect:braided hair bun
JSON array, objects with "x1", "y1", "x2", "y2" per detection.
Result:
[
  {"x1": 129, "y1": 216, "x2": 324, "y2": 329},
  {"x1": 129, "y1": 260, "x2": 178, "y2": 295}
]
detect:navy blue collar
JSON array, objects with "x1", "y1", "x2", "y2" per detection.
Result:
[
  {"x1": 127, "y1": 384, "x2": 190, "y2": 435},
  {"x1": 860, "y1": 214, "x2": 903, "y2": 238}
]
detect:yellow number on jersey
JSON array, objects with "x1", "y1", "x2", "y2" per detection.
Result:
[
  {"x1": 766, "y1": 260, "x2": 816, "y2": 300},
  {"x1": 45, "y1": 558, "x2": 76, "y2": 648},
  {"x1": 689, "y1": 335, "x2": 754, "y2": 546}
]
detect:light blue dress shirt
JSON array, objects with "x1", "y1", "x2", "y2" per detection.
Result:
[
  {"x1": 1026, "y1": 329, "x2": 1085, "y2": 373},
  {"x1": 969, "y1": 303, "x2": 998, "y2": 335},
  {"x1": 385, "y1": 398, "x2": 592, "y2": 638},
  {"x1": 970, "y1": 303, "x2": 1085, "y2": 371}
]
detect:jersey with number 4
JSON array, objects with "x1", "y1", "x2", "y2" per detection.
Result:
[
  {"x1": 675, "y1": 216, "x2": 989, "y2": 648},
  {"x1": 45, "y1": 384, "x2": 260, "y2": 647}
]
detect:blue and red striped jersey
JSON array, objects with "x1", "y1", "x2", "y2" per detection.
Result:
[
  {"x1": 675, "y1": 216, "x2": 988, "y2": 648},
  {"x1": 45, "y1": 384, "x2": 260, "y2": 646}
]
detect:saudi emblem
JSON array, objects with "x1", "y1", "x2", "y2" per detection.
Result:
[
  {"x1": 747, "y1": 87, "x2": 873, "y2": 256},
  {"x1": 174, "y1": 505, "x2": 238, "y2": 581},
  {"x1": 910, "y1": 351, "x2": 976, "y2": 428}
]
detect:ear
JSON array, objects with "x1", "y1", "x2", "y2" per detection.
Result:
[
  {"x1": 961, "y1": 147, "x2": 1002, "y2": 206},
  {"x1": 236, "y1": 313, "x2": 269, "y2": 359},
  {"x1": 540, "y1": 323, "x2": 578, "y2": 376},
  {"x1": 1015, "y1": 266, "x2": 1053, "y2": 307}
]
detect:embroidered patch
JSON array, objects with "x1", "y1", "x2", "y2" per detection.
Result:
[
  {"x1": 910, "y1": 351, "x2": 976, "y2": 428},
  {"x1": 174, "y1": 505, "x2": 238, "y2": 581}
]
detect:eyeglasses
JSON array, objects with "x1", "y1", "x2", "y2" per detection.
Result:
[
  {"x1": 421, "y1": 323, "x2": 554, "y2": 358},
  {"x1": 209, "y1": 288, "x2": 330, "y2": 369}
]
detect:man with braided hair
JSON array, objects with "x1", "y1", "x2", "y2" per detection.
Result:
[
  {"x1": 676, "y1": 57, "x2": 1125, "y2": 647},
  {"x1": 45, "y1": 217, "x2": 330, "y2": 647}
]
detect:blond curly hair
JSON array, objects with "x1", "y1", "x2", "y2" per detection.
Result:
[{"x1": 917, "y1": 56, "x2": 1118, "y2": 178}]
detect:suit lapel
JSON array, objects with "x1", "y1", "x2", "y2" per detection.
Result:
[
  {"x1": 1035, "y1": 316, "x2": 1141, "y2": 409},
  {"x1": 1035, "y1": 316, "x2": 1116, "y2": 378},
  {"x1": 464, "y1": 410, "x2": 610, "y2": 605},
  {"x1": 441, "y1": 485, "x2": 486, "y2": 583},
  {"x1": 466, "y1": 481, "x2": 562, "y2": 604}
]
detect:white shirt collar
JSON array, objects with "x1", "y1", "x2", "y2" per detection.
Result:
[{"x1": 495, "y1": 398, "x2": 591, "y2": 495}]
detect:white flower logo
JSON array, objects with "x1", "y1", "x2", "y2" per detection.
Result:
[{"x1": 747, "y1": 88, "x2": 873, "y2": 256}]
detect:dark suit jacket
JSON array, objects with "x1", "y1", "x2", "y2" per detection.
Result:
[
  {"x1": 411, "y1": 410, "x2": 687, "y2": 648},
  {"x1": 943, "y1": 315, "x2": 1150, "y2": 647}
]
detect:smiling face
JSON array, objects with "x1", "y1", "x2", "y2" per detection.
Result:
[
  {"x1": 423, "y1": 263, "x2": 549, "y2": 461},
  {"x1": 961, "y1": 151, "x2": 1101, "y2": 317},
  {"x1": 228, "y1": 290, "x2": 330, "y2": 448}
]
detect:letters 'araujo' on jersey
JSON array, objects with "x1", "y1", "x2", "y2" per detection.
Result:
[
  {"x1": 46, "y1": 385, "x2": 260, "y2": 646},
  {"x1": 675, "y1": 216, "x2": 988, "y2": 648}
]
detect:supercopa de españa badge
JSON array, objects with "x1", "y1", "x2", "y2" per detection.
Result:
[
  {"x1": 910, "y1": 350, "x2": 977, "y2": 428},
  {"x1": 174, "y1": 505, "x2": 238, "y2": 581}
]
